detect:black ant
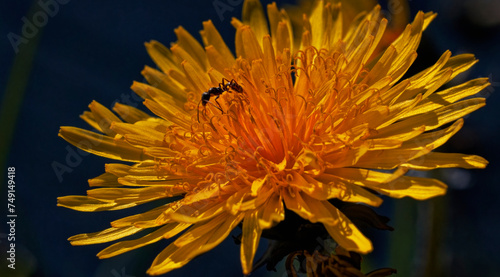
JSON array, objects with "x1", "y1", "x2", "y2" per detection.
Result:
[{"x1": 197, "y1": 78, "x2": 243, "y2": 121}]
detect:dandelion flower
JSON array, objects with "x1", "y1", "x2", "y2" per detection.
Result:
[
  {"x1": 58, "y1": 0, "x2": 489, "y2": 275},
  {"x1": 286, "y1": 249, "x2": 397, "y2": 277}
]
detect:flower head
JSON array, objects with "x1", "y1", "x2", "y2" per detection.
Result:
[
  {"x1": 286, "y1": 249, "x2": 397, "y2": 277},
  {"x1": 58, "y1": 0, "x2": 488, "y2": 275}
]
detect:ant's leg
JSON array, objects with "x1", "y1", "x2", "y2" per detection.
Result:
[
  {"x1": 204, "y1": 101, "x2": 223, "y2": 115},
  {"x1": 213, "y1": 95, "x2": 223, "y2": 112},
  {"x1": 220, "y1": 78, "x2": 229, "y2": 91},
  {"x1": 202, "y1": 98, "x2": 223, "y2": 114},
  {"x1": 197, "y1": 101, "x2": 202, "y2": 122}
]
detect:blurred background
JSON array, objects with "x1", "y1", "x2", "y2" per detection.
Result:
[{"x1": 0, "y1": 0, "x2": 499, "y2": 276}]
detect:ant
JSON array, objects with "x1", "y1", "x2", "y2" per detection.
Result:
[{"x1": 197, "y1": 78, "x2": 243, "y2": 122}]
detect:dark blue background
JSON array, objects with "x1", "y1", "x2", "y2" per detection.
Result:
[{"x1": 1, "y1": 0, "x2": 499, "y2": 276}]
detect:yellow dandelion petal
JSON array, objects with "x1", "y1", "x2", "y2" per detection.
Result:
[
  {"x1": 322, "y1": 204, "x2": 373, "y2": 254},
  {"x1": 58, "y1": 0, "x2": 489, "y2": 275},
  {"x1": 58, "y1": 127, "x2": 147, "y2": 162},
  {"x1": 97, "y1": 223, "x2": 189, "y2": 259},
  {"x1": 147, "y1": 213, "x2": 244, "y2": 275},
  {"x1": 258, "y1": 193, "x2": 285, "y2": 229},
  {"x1": 402, "y1": 152, "x2": 489, "y2": 170},
  {"x1": 242, "y1": 0, "x2": 269, "y2": 46},
  {"x1": 201, "y1": 20, "x2": 236, "y2": 65},
  {"x1": 240, "y1": 210, "x2": 263, "y2": 274},
  {"x1": 68, "y1": 226, "x2": 143, "y2": 246},
  {"x1": 112, "y1": 102, "x2": 151, "y2": 123}
]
